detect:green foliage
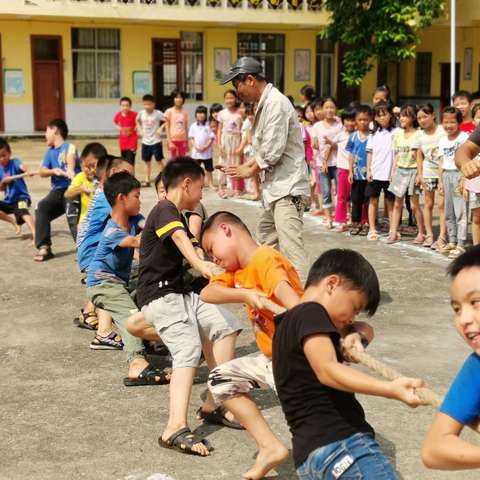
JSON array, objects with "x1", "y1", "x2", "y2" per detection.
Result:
[{"x1": 322, "y1": 0, "x2": 445, "y2": 86}]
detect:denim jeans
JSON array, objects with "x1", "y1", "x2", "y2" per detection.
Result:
[
  {"x1": 296, "y1": 433, "x2": 399, "y2": 480},
  {"x1": 319, "y1": 166, "x2": 337, "y2": 208}
]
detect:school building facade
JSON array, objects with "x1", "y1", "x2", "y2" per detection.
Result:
[{"x1": 0, "y1": 0, "x2": 479, "y2": 135}]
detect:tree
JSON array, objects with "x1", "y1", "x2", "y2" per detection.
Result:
[{"x1": 322, "y1": 0, "x2": 445, "y2": 86}]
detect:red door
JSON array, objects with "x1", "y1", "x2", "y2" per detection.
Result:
[{"x1": 31, "y1": 36, "x2": 65, "y2": 131}]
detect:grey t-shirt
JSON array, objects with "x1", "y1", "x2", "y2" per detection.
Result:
[{"x1": 137, "y1": 109, "x2": 164, "y2": 146}]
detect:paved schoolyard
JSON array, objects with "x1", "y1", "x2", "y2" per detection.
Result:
[{"x1": 0, "y1": 138, "x2": 477, "y2": 479}]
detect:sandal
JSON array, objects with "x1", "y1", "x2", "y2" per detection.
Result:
[
  {"x1": 73, "y1": 310, "x2": 98, "y2": 331},
  {"x1": 367, "y1": 230, "x2": 379, "y2": 241},
  {"x1": 386, "y1": 232, "x2": 401, "y2": 244},
  {"x1": 140, "y1": 181, "x2": 151, "y2": 188},
  {"x1": 158, "y1": 427, "x2": 213, "y2": 457},
  {"x1": 448, "y1": 245, "x2": 466, "y2": 259},
  {"x1": 123, "y1": 364, "x2": 171, "y2": 387},
  {"x1": 349, "y1": 225, "x2": 362, "y2": 236},
  {"x1": 431, "y1": 236, "x2": 447, "y2": 251},
  {"x1": 196, "y1": 406, "x2": 245, "y2": 430},
  {"x1": 90, "y1": 331, "x2": 123, "y2": 350},
  {"x1": 422, "y1": 235, "x2": 434, "y2": 247},
  {"x1": 34, "y1": 245, "x2": 53, "y2": 262},
  {"x1": 412, "y1": 233, "x2": 426, "y2": 245},
  {"x1": 358, "y1": 224, "x2": 369, "y2": 236}
]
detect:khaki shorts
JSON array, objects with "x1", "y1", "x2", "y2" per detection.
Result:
[
  {"x1": 208, "y1": 352, "x2": 275, "y2": 404},
  {"x1": 142, "y1": 292, "x2": 242, "y2": 369}
]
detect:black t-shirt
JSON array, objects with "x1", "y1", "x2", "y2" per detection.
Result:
[
  {"x1": 137, "y1": 200, "x2": 196, "y2": 308},
  {"x1": 469, "y1": 124, "x2": 480, "y2": 146},
  {"x1": 272, "y1": 302, "x2": 374, "y2": 468}
]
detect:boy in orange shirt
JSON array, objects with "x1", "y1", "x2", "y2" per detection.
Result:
[{"x1": 200, "y1": 211, "x2": 374, "y2": 480}]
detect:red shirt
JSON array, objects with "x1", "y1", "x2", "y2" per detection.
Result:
[
  {"x1": 114, "y1": 111, "x2": 138, "y2": 151},
  {"x1": 460, "y1": 121, "x2": 476, "y2": 134}
]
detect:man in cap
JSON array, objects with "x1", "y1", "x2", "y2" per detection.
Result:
[{"x1": 221, "y1": 57, "x2": 309, "y2": 279}]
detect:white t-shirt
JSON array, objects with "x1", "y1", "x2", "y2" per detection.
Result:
[
  {"x1": 188, "y1": 122, "x2": 215, "y2": 160},
  {"x1": 366, "y1": 128, "x2": 394, "y2": 181},
  {"x1": 439, "y1": 131, "x2": 469, "y2": 171},
  {"x1": 333, "y1": 128, "x2": 351, "y2": 171},
  {"x1": 411, "y1": 126, "x2": 445, "y2": 179},
  {"x1": 312, "y1": 119, "x2": 343, "y2": 167},
  {"x1": 137, "y1": 109, "x2": 164, "y2": 146}
]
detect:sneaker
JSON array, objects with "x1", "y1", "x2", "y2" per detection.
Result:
[
  {"x1": 90, "y1": 332, "x2": 124, "y2": 350},
  {"x1": 448, "y1": 246, "x2": 466, "y2": 259},
  {"x1": 437, "y1": 243, "x2": 457, "y2": 255}
]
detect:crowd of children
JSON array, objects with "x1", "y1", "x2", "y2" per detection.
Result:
[
  {"x1": 2, "y1": 82, "x2": 480, "y2": 479},
  {"x1": 296, "y1": 87, "x2": 480, "y2": 259}
]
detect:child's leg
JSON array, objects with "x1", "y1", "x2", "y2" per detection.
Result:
[
  {"x1": 34, "y1": 190, "x2": 66, "y2": 250},
  {"x1": 21, "y1": 213, "x2": 35, "y2": 243},
  {"x1": 127, "y1": 311, "x2": 161, "y2": 342},
  {"x1": 405, "y1": 194, "x2": 415, "y2": 226},
  {"x1": 411, "y1": 193, "x2": 425, "y2": 234},
  {"x1": 423, "y1": 190, "x2": 435, "y2": 237},
  {"x1": 472, "y1": 207, "x2": 480, "y2": 245},
  {"x1": 443, "y1": 171, "x2": 457, "y2": 244},
  {"x1": 452, "y1": 184, "x2": 468, "y2": 247},
  {"x1": 350, "y1": 181, "x2": 362, "y2": 225},
  {"x1": 389, "y1": 196, "x2": 404, "y2": 236},
  {"x1": 438, "y1": 189, "x2": 447, "y2": 241},
  {"x1": 360, "y1": 181, "x2": 369, "y2": 225},
  {"x1": 0, "y1": 209, "x2": 20, "y2": 233},
  {"x1": 96, "y1": 308, "x2": 115, "y2": 337},
  {"x1": 319, "y1": 170, "x2": 332, "y2": 224},
  {"x1": 334, "y1": 168, "x2": 350, "y2": 224},
  {"x1": 368, "y1": 195, "x2": 379, "y2": 232}
]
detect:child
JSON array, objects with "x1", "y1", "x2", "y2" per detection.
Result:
[
  {"x1": 453, "y1": 90, "x2": 476, "y2": 134},
  {"x1": 273, "y1": 248, "x2": 426, "y2": 480},
  {"x1": 333, "y1": 108, "x2": 356, "y2": 232},
  {"x1": 313, "y1": 96, "x2": 342, "y2": 229},
  {"x1": 34, "y1": 119, "x2": 80, "y2": 261},
  {"x1": 164, "y1": 89, "x2": 189, "y2": 160},
  {"x1": 299, "y1": 84, "x2": 316, "y2": 107},
  {"x1": 218, "y1": 89, "x2": 243, "y2": 197},
  {"x1": 438, "y1": 106, "x2": 469, "y2": 258},
  {"x1": 347, "y1": 105, "x2": 371, "y2": 235},
  {"x1": 136, "y1": 94, "x2": 164, "y2": 187},
  {"x1": 200, "y1": 212, "x2": 374, "y2": 480},
  {"x1": 113, "y1": 96, "x2": 138, "y2": 167},
  {"x1": 365, "y1": 101, "x2": 395, "y2": 240},
  {"x1": 387, "y1": 104, "x2": 426, "y2": 244},
  {"x1": 310, "y1": 99, "x2": 325, "y2": 216},
  {"x1": 65, "y1": 143, "x2": 103, "y2": 226},
  {"x1": 209, "y1": 103, "x2": 223, "y2": 187},
  {"x1": 422, "y1": 246, "x2": 480, "y2": 470},
  {"x1": 466, "y1": 104, "x2": 480, "y2": 246},
  {"x1": 414, "y1": 104, "x2": 447, "y2": 249},
  {"x1": 0, "y1": 138, "x2": 35, "y2": 242},
  {"x1": 127, "y1": 158, "x2": 242, "y2": 456},
  {"x1": 188, "y1": 105, "x2": 215, "y2": 189}
]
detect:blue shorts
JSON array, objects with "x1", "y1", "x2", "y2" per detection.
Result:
[
  {"x1": 296, "y1": 433, "x2": 398, "y2": 480},
  {"x1": 141, "y1": 142, "x2": 164, "y2": 162}
]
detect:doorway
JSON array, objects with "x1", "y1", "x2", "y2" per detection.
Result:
[
  {"x1": 31, "y1": 35, "x2": 65, "y2": 131},
  {"x1": 440, "y1": 62, "x2": 460, "y2": 109},
  {"x1": 336, "y1": 44, "x2": 360, "y2": 108},
  {"x1": 152, "y1": 39, "x2": 181, "y2": 112}
]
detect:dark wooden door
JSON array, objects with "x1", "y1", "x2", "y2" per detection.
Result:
[
  {"x1": 0, "y1": 35, "x2": 4, "y2": 132},
  {"x1": 336, "y1": 43, "x2": 360, "y2": 108},
  {"x1": 440, "y1": 62, "x2": 460, "y2": 109},
  {"x1": 31, "y1": 36, "x2": 65, "y2": 131},
  {"x1": 152, "y1": 39, "x2": 181, "y2": 112}
]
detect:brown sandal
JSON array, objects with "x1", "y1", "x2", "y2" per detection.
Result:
[{"x1": 34, "y1": 246, "x2": 53, "y2": 262}]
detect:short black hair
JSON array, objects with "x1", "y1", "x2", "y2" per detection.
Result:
[
  {"x1": 154, "y1": 171, "x2": 164, "y2": 190},
  {"x1": 305, "y1": 249, "x2": 380, "y2": 317},
  {"x1": 471, "y1": 91, "x2": 480, "y2": 101},
  {"x1": 300, "y1": 84, "x2": 316, "y2": 102},
  {"x1": 418, "y1": 103, "x2": 435, "y2": 116},
  {"x1": 171, "y1": 89, "x2": 186, "y2": 102},
  {"x1": 104, "y1": 171, "x2": 141, "y2": 207},
  {"x1": 400, "y1": 104, "x2": 419, "y2": 128},
  {"x1": 105, "y1": 155, "x2": 131, "y2": 177},
  {"x1": 162, "y1": 156, "x2": 204, "y2": 191},
  {"x1": 320, "y1": 96, "x2": 337, "y2": 108},
  {"x1": 142, "y1": 94, "x2": 155, "y2": 103},
  {"x1": 96, "y1": 154, "x2": 111, "y2": 179},
  {"x1": 233, "y1": 73, "x2": 266, "y2": 85},
  {"x1": 47, "y1": 118, "x2": 68, "y2": 139},
  {"x1": 200, "y1": 211, "x2": 251, "y2": 243},
  {"x1": 442, "y1": 106, "x2": 463, "y2": 124},
  {"x1": 80, "y1": 142, "x2": 107, "y2": 161},
  {"x1": 374, "y1": 84, "x2": 391, "y2": 100},
  {"x1": 340, "y1": 108, "x2": 356, "y2": 123},
  {"x1": 195, "y1": 105, "x2": 208, "y2": 124},
  {"x1": 447, "y1": 246, "x2": 480, "y2": 278},
  {"x1": 452, "y1": 90, "x2": 472, "y2": 103},
  {"x1": 372, "y1": 101, "x2": 395, "y2": 132},
  {"x1": 0, "y1": 138, "x2": 11, "y2": 153},
  {"x1": 120, "y1": 96, "x2": 132, "y2": 105},
  {"x1": 355, "y1": 104, "x2": 372, "y2": 117}
]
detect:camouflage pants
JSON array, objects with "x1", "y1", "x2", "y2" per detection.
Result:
[{"x1": 207, "y1": 352, "x2": 275, "y2": 404}]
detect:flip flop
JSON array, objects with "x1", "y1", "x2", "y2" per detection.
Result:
[
  {"x1": 158, "y1": 427, "x2": 213, "y2": 457},
  {"x1": 34, "y1": 246, "x2": 54, "y2": 262},
  {"x1": 123, "y1": 364, "x2": 171, "y2": 387},
  {"x1": 196, "y1": 406, "x2": 245, "y2": 430}
]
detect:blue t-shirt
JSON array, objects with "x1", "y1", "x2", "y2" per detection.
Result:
[
  {"x1": 86, "y1": 215, "x2": 143, "y2": 287},
  {"x1": 440, "y1": 353, "x2": 480, "y2": 425},
  {"x1": 346, "y1": 132, "x2": 369, "y2": 181},
  {"x1": 0, "y1": 158, "x2": 31, "y2": 204},
  {"x1": 42, "y1": 143, "x2": 80, "y2": 191},
  {"x1": 76, "y1": 189, "x2": 112, "y2": 272}
]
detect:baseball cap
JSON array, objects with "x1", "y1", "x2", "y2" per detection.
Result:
[{"x1": 220, "y1": 57, "x2": 264, "y2": 85}]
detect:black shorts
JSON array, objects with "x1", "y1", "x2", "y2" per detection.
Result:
[
  {"x1": 0, "y1": 199, "x2": 31, "y2": 225},
  {"x1": 121, "y1": 149, "x2": 136, "y2": 166},
  {"x1": 195, "y1": 158, "x2": 214, "y2": 173},
  {"x1": 365, "y1": 180, "x2": 395, "y2": 200},
  {"x1": 141, "y1": 143, "x2": 164, "y2": 162}
]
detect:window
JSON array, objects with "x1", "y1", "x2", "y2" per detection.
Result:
[
  {"x1": 181, "y1": 32, "x2": 203, "y2": 100},
  {"x1": 415, "y1": 52, "x2": 432, "y2": 96},
  {"x1": 72, "y1": 28, "x2": 120, "y2": 98},
  {"x1": 238, "y1": 33, "x2": 285, "y2": 91},
  {"x1": 315, "y1": 37, "x2": 334, "y2": 97}
]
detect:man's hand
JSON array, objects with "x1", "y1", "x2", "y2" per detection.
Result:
[
  {"x1": 389, "y1": 377, "x2": 427, "y2": 408},
  {"x1": 242, "y1": 289, "x2": 268, "y2": 310},
  {"x1": 224, "y1": 164, "x2": 252, "y2": 179},
  {"x1": 461, "y1": 159, "x2": 480, "y2": 179}
]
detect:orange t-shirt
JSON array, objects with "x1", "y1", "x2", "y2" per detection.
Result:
[
  {"x1": 211, "y1": 246, "x2": 304, "y2": 358},
  {"x1": 164, "y1": 107, "x2": 189, "y2": 141}
]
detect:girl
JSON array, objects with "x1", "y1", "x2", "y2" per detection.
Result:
[
  {"x1": 466, "y1": 103, "x2": 480, "y2": 246},
  {"x1": 387, "y1": 104, "x2": 426, "y2": 244},
  {"x1": 209, "y1": 103, "x2": 223, "y2": 189},
  {"x1": 333, "y1": 108, "x2": 356, "y2": 232},
  {"x1": 313, "y1": 96, "x2": 343, "y2": 228},
  {"x1": 365, "y1": 102, "x2": 395, "y2": 241},
  {"x1": 414, "y1": 104, "x2": 446, "y2": 248},
  {"x1": 217, "y1": 92, "x2": 243, "y2": 198},
  {"x1": 309, "y1": 99, "x2": 324, "y2": 216},
  {"x1": 299, "y1": 84, "x2": 316, "y2": 107}
]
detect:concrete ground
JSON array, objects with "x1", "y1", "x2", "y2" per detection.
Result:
[{"x1": 0, "y1": 138, "x2": 478, "y2": 480}]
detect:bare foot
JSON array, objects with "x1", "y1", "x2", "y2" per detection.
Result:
[
  {"x1": 243, "y1": 444, "x2": 289, "y2": 480},
  {"x1": 14, "y1": 223, "x2": 21, "y2": 235}
]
